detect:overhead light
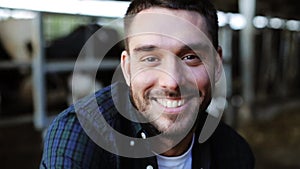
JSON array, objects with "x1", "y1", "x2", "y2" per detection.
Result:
[
  {"x1": 11, "y1": 10, "x2": 36, "y2": 19},
  {"x1": 0, "y1": 0, "x2": 130, "y2": 18},
  {"x1": 217, "y1": 11, "x2": 228, "y2": 27},
  {"x1": 0, "y1": 9, "x2": 11, "y2": 20},
  {"x1": 228, "y1": 13, "x2": 247, "y2": 30},
  {"x1": 269, "y1": 17, "x2": 285, "y2": 29},
  {"x1": 0, "y1": 9, "x2": 36, "y2": 19},
  {"x1": 253, "y1": 16, "x2": 268, "y2": 29},
  {"x1": 286, "y1": 20, "x2": 300, "y2": 31}
]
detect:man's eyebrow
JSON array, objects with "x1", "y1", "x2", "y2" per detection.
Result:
[
  {"x1": 132, "y1": 43, "x2": 211, "y2": 55},
  {"x1": 180, "y1": 43, "x2": 210, "y2": 52},
  {"x1": 133, "y1": 45, "x2": 158, "y2": 53}
]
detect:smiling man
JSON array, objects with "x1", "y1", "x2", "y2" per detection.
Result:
[
  {"x1": 121, "y1": 7, "x2": 217, "y2": 157},
  {"x1": 40, "y1": 0, "x2": 255, "y2": 169}
]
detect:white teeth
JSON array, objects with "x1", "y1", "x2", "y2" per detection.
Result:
[
  {"x1": 167, "y1": 100, "x2": 172, "y2": 108},
  {"x1": 156, "y1": 99, "x2": 184, "y2": 108}
]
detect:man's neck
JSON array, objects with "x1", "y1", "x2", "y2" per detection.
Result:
[{"x1": 160, "y1": 132, "x2": 194, "y2": 157}]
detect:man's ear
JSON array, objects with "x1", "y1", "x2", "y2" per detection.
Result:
[
  {"x1": 215, "y1": 46, "x2": 223, "y2": 82},
  {"x1": 121, "y1": 50, "x2": 131, "y2": 86}
]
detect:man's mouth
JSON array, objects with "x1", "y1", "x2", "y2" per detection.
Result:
[
  {"x1": 156, "y1": 99, "x2": 185, "y2": 108},
  {"x1": 146, "y1": 89, "x2": 200, "y2": 109}
]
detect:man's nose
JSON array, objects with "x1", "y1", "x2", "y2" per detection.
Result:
[{"x1": 158, "y1": 57, "x2": 184, "y2": 90}]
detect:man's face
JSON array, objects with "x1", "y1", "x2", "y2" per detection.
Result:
[{"x1": 121, "y1": 7, "x2": 219, "y2": 136}]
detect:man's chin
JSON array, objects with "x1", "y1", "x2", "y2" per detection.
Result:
[{"x1": 157, "y1": 122, "x2": 193, "y2": 138}]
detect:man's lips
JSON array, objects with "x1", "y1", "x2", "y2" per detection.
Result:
[
  {"x1": 146, "y1": 89, "x2": 200, "y2": 109},
  {"x1": 156, "y1": 98, "x2": 185, "y2": 108},
  {"x1": 150, "y1": 96, "x2": 193, "y2": 108}
]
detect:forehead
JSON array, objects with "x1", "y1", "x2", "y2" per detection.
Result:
[
  {"x1": 127, "y1": 7, "x2": 211, "y2": 51},
  {"x1": 140, "y1": 7, "x2": 206, "y2": 25}
]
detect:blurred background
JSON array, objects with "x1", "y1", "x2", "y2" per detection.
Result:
[{"x1": 0, "y1": 0, "x2": 299, "y2": 168}]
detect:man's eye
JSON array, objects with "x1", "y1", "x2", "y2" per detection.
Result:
[
  {"x1": 182, "y1": 55, "x2": 199, "y2": 60},
  {"x1": 143, "y1": 56, "x2": 159, "y2": 62},
  {"x1": 182, "y1": 55, "x2": 202, "y2": 66}
]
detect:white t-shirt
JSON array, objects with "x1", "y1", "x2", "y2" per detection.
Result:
[{"x1": 156, "y1": 135, "x2": 194, "y2": 169}]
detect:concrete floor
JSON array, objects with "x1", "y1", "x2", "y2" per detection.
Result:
[
  {"x1": 0, "y1": 122, "x2": 43, "y2": 169},
  {"x1": 239, "y1": 107, "x2": 300, "y2": 169}
]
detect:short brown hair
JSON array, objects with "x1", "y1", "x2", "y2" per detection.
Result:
[{"x1": 124, "y1": 0, "x2": 219, "y2": 50}]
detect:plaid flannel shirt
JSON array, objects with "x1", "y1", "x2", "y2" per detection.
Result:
[{"x1": 40, "y1": 82, "x2": 255, "y2": 169}]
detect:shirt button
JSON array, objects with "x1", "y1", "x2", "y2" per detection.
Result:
[
  {"x1": 146, "y1": 165, "x2": 153, "y2": 169},
  {"x1": 141, "y1": 132, "x2": 147, "y2": 139},
  {"x1": 129, "y1": 140, "x2": 135, "y2": 146}
]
